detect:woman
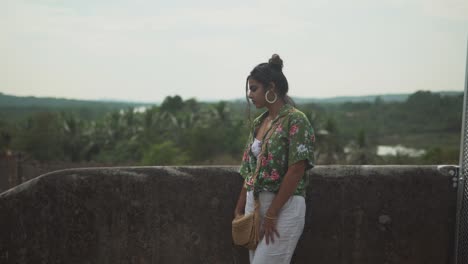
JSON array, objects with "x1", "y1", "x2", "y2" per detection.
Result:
[{"x1": 234, "y1": 54, "x2": 315, "y2": 263}]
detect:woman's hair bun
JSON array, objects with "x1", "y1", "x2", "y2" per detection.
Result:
[{"x1": 268, "y1": 54, "x2": 283, "y2": 71}]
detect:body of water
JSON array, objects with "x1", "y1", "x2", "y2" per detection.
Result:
[{"x1": 377, "y1": 145, "x2": 426, "y2": 157}]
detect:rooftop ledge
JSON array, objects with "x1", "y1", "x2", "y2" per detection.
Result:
[{"x1": 0, "y1": 165, "x2": 459, "y2": 264}]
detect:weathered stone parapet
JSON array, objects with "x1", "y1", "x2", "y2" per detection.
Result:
[{"x1": 0, "y1": 165, "x2": 457, "y2": 264}]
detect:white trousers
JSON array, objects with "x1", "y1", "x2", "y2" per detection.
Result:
[{"x1": 245, "y1": 190, "x2": 306, "y2": 264}]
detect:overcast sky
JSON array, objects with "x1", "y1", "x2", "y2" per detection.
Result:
[{"x1": 1, "y1": 0, "x2": 468, "y2": 102}]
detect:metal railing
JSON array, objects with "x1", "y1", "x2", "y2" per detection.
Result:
[{"x1": 455, "y1": 39, "x2": 468, "y2": 264}]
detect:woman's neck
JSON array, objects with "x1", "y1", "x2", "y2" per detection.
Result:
[{"x1": 266, "y1": 99, "x2": 286, "y2": 119}]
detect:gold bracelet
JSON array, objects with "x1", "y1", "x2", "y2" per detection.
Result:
[{"x1": 264, "y1": 214, "x2": 277, "y2": 220}]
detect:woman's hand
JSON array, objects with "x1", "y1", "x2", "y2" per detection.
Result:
[{"x1": 262, "y1": 213, "x2": 280, "y2": 245}]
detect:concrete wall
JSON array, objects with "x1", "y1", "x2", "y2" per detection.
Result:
[
  {"x1": 0, "y1": 165, "x2": 458, "y2": 264},
  {"x1": 0, "y1": 153, "x2": 113, "y2": 193}
]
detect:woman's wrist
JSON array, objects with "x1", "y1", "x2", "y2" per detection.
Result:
[
  {"x1": 266, "y1": 208, "x2": 279, "y2": 218},
  {"x1": 264, "y1": 214, "x2": 277, "y2": 220}
]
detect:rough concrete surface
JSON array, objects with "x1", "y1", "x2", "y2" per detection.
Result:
[{"x1": 0, "y1": 165, "x2": 457, "y2": 264}]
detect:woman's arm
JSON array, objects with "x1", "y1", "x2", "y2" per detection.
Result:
[
  {"x1": 266, "y1": 160, "x2": 306, "y2": 217},
  {"x1": 234, "y1": 181, "x2": 247, "y2": 218},
  {"x1": 262, "y1": 160, "x2": 306, "y2": 244}
]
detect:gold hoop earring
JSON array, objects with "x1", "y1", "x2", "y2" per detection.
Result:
[{"x1": 265, "y1": 90, "x2": 278, "y2": 104}]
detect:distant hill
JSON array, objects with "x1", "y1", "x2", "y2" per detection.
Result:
[
  {"x1": 292, "y1": 91, "x2": 463, "y2": 104},
  {"x1": 0, "y1": 93, "x2": 157, "y2": 123},
  {"x1": 291, "y1": 94, "x2": 408, "y2": 104},
  {"x1": 0, "y1": 92, "x2": 155, "y2": 108},
  {"x1": 0, "y1": 90, "x2": 463, "y2": 109},
  {"x1": 228, "y1": 91, "x2": 463, "y2": 104}
]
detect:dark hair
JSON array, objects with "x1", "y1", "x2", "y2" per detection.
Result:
[{"x1": 245, "y1": 54, "x2": 295, "y2": 122}]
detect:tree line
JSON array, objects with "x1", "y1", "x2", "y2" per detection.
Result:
[{"x1": 0, "y1": 91, "x2": 463, "y2": 165}]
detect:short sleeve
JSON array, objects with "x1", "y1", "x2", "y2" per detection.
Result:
[{"x1": 287, "y1": 113, "x2": 315, "y2": 170}]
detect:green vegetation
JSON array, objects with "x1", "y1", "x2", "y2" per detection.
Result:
[
  {"x1": 0, "y1": 91, "x2": 463, "y2": 165},
  {"x1": 0, "y1": 92, "x2": 150, "y2": 123}
]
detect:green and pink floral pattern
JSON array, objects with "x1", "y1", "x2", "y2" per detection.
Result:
[{"x1": 239, "y1": 104, "x2": 315, "y2": 197}]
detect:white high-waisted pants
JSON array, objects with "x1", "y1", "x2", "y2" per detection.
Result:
[{"x1": 245, "y1": 190, "x2": 306, "y2": 264}]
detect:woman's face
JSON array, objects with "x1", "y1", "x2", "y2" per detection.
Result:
[{"x1": 248, "y1": 79, "x2": 268, "y2": 108}]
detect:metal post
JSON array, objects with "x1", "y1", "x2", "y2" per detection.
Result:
[{"x1": 455, "y1": 37, "x2": 468, "y2": 264}]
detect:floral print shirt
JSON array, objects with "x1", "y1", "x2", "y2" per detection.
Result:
[{"x1": 239, "y1": 104, "x2": 315, "y2": 197}]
